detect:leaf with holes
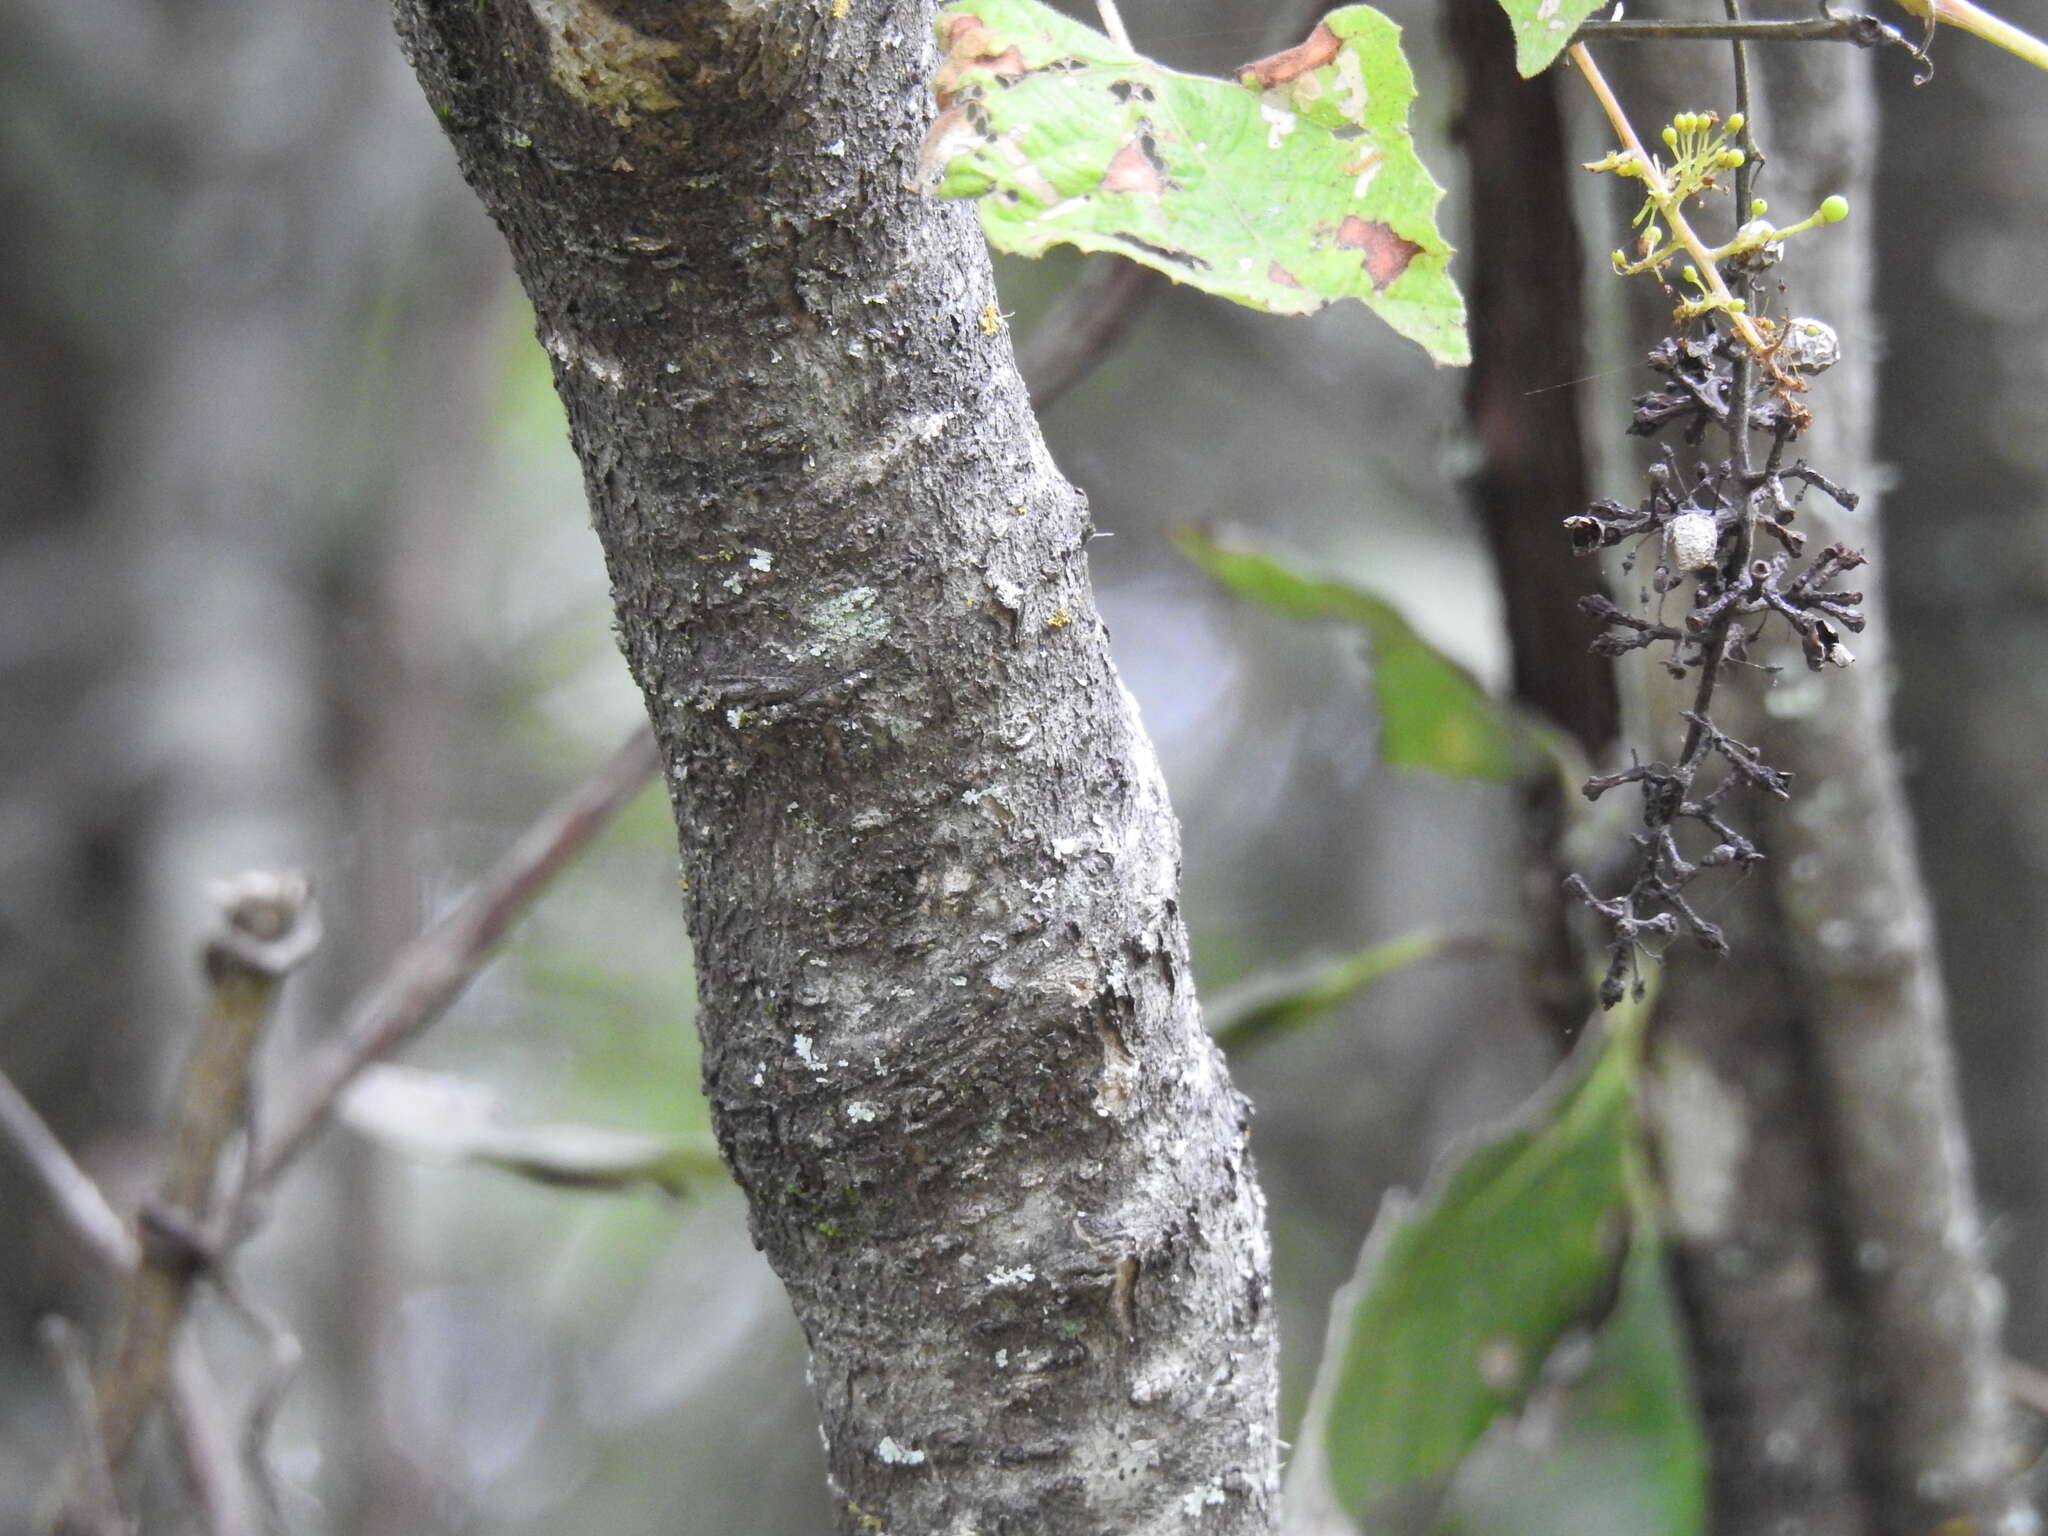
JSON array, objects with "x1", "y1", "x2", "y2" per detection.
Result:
[{"x1": 925, "y1": 0, "x2": 1468, "y2": 364}]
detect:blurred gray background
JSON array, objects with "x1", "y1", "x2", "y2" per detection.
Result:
[{"x1": 3, "y1": 0, "x2": 2044, "y2": 1529}]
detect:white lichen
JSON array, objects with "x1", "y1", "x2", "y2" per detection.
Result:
[
  {"x1": 876, "y1": 1436, "x2": 926, "y2": 1466},
  {"x1": 801, "y1": 585, "x2": 886, "y2": 660},
  {"x1": 539, "y1": 329, "x2": 625, "y2": 386},
  {"x1": 1180, "y1": 1485, "x2": 1227, "y2": 1517}
]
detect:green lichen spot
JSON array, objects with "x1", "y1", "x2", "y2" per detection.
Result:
[
  {"x1": 803, "y1": 585, "x2": 888, "y2": 656},
  {"x1": 530, "y1": 0, "x2": 682, "y2": 122}
]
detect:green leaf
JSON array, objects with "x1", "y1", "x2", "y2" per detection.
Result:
[
  {"x1": 342, "y1": 1064, "x2": 727, "y2": 1197},
  {"x1": 1209, "y1": 929, "x2": 1513, "y2": 1054},
  {"x1": 1175, "y1": 527, "x2": 1524, "y2": 781},
  {"x1": 1319, "y1": 1023, "x2": 1638, "y2": 1527},
  {"x1": 1493, "y1": 0, "x2": 1606, "y2": 77},
  {"x1": 927, "y1": 1, "x2": 1468, "y2": 364},
  {"x1": 1433, "y1": 1234, "x2": 1708, "y2": 1536}
]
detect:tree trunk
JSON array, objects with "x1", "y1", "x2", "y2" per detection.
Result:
[
  {"x1": 1879, "y1": 17, "x2": 2048, "y2": 1375},
  {"x1": 1614, "y1": 32, "x2": 2027, "y2": 1533},
  {"x1": 389, "y1": 3, "x2": 1280, "y2": 1532},
  {"x1": 1444, "y1": 0, "x2": 1616, "y2": 1045},
  {"x1": 1751, "y1": 43, "x2": 2023, "y2": 1533}
]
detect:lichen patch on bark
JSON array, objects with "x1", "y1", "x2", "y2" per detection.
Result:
[{"x1": 527, "y1": 0, "x2": 681, "y2": 122}]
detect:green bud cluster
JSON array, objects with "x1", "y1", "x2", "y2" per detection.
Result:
[
  {"x1": 1592, "y1": 106, "x2": 1850, "y2": 343},
  {"x1": 1657, "y1": 108, "x2": 1746, "y2": 204}
]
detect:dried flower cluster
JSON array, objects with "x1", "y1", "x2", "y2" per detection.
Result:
[{"x1": 1565, "y1": 320, "x2": 1864, "y2": 1008}]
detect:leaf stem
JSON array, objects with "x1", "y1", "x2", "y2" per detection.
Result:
[{"x1": 1094, "y1": 0, "x2": 1132, "y2": 53}]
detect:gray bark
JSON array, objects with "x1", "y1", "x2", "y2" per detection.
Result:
[
  {"x1": 1749, "y1": 44, "x2": 2024, "y2": 1532},
  {"x1": 1651, "y1": 883, "x2": 1873, "y2": 1532},
  {"x1": 389, "y1": 3, "x2": 1280, "y2": 1532},
  {"x1": 1879, "y1": 19, "x2": 2048, "y2": 1373},
  {"x1": 1616, "y1": 34, "x2": 2027, "y2": 1533}
]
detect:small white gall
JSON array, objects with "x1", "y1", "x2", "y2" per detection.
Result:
[{"x1": 1666, "y1": 511, "x2": 1720, "y2": 573}]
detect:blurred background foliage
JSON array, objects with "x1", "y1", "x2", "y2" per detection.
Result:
[{"x1": 3, "y1": 0, "x2": 2046, "y2": 1531}]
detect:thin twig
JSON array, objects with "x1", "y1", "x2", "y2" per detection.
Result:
[
  {"x1": 213, "y1": 1265, "x2": 302, "y2": 1536},
  {"x1": 41, "y1": 1318, "x2": 122, "y2": 1536},
  {"x1": 1016, "y1": 258, "x2": 1167, "y2": 411},
  {"x1": 91, "y1": 873, "x2": 320, "y2": 1490},
  {"x1": 167, "y1": 1337, "x2": 256, "y2": 1536},
  {"x1": 0, "y1": 1070, "x2": 138, "y2": 1272},
  {"x1": 1575, "y1": 15, "x2": 1895, "y2": 44},
  {"x1": 254, "y1": 726, "x2": 662, "y2": 1192},
  {"x1": 0, "y1": 1068, "x2": 255, "y2": 1532},
  {"x1": 1673, "y1": 3, "x2": 1758, "y2": 773}
]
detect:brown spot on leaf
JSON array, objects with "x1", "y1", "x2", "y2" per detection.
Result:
[
  {"x1": 935, "y1": 16, "x2": 1027, "y2": 101},
  {"x1": 1266, "y1": 260, "x2": 1302, "y2": 289},
  {"x1": 1337, "y1": 216, "x2": 1423, "y2": 290},
  {"x1": 1101, "y1": 136, "x2": 1166, "y2": 196},
  {"x1": 1238, "y1": 21, "x2": 1341, "y2": 88},
  {"x1": 915, "y1": 103, "x2": 985, "y2": 189}
]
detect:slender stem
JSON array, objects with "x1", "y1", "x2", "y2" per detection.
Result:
[
  {"x1": 1725, "y1": 0, "x2": 1761, "y2": 572},
  {"x1": 92, "y1": 874, "x2": 319, "y2": 1483},
  {"x1": 1016, "y1": 257, "x2": 1165, "y2": 412},
  {"x1": 0, "y1": 1070, "x2": 138, "y2": 1272},
  {"x1": 1727, "y1": 2, "x2": 1759, "y2": 226},
  {"x1": 1674, "y1": 624, "x2": 1731, "y2": 770},
  {"x1": 1569, "y1": 42, "x2": 1768, "y2": 354},
  {"x1": 254, "y1": 725, "x2": 661, "y2": 1192},
  {"x1": 166, "y1": 1338, "x2": 256, "y2": 1536},
  {"x1": 1676, "y1": 3, "x2": 1760, "y2": 773},
  {"x1": 1576, "y1": 17, "x2": 1875, "y2": 43},
  {"x1": 1094, "y1": 0, "x2": 1132, "y2": 52},
  {"x1": 43, "y1": 1318, "x2": 121, "y2": 1536}
]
